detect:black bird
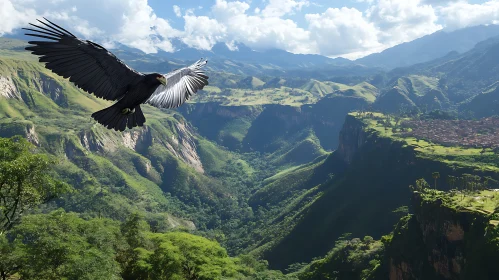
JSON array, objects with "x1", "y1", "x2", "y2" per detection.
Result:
[{"x1": 24, "y1": 18, "x2": 209, "y2": 131}]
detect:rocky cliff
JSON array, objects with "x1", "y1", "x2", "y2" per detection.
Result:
[
  {"x1": 336, "y1": 114, "x2": 368, "y2": 164},
  {"x1": 386, "y1": 190, "x2": 499, "y2": 280}
]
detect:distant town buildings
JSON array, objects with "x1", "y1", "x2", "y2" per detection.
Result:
[{"x1": 401, "y1": 117, "x2": 499, "y2": 149}]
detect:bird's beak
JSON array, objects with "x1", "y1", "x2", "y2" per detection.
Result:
[{"x1": 157, "y1": 76, "x2": 167, "y2": 86}]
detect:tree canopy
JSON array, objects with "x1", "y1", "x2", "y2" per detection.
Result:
[{"x1": 0, "y1": 136, "x2": 69, "y2": 232}]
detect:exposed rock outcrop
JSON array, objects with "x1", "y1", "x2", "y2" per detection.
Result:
[
  {"x1": 167, "y1": 121, "x2": 204, "y2": 173},
  {"x1": 25, "y1": 124, "x2": 39, "y2": 146},
  {"x1": 36, "y1": 74, "x2": 68, "y2": 107},
  {"x1": 0, "y1": 76, "x2": 20, "y2": 99},
  {"x1": 336, "y1": 114, "x2": 368, "y2": 164},
  {"x1": 78, "y1": 120, "x2": 204, "y2": 173}
]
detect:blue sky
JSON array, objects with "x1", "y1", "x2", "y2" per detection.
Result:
[{"x1": 1, "y1": 0, "x2": 498, "y2": 59}]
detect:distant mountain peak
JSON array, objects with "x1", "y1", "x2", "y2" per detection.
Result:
[{"x1": 357, "y1": 24, "x2": 499, "y2": 70}]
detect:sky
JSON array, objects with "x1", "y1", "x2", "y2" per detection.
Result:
[{"x1": 0, "y1": 0, "x2": 498, "y2": 59}]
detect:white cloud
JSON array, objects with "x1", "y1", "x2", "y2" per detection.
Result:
[
  {"x1": 367, "y1": 0, "x2": 442, "y2": 45},
  {"x1": 305, "y1": 7, "x2": 381, "y2": 57},
  {"x1": 1, "y1": 0, "x2": 499, "y2": 58},
  {"x1": 116, "y1": 0, "x2": 181, "y2": 52},
  {"x1": 438, "y1": 0, "x2": 499, "y2": 30},
  {"x1": 304, "y1": 0, "x2": 442, "y2": 58},
  {"x1": 173, "y1": 5, "x2": 182, "y2": 17},
  {"x1": 182, "y1": 15, "x2": 227, "y2": 50},
  {"x1": 0, "y1": 0, "x2": 37, "y2": 36},
  {"x1": 207, "y1": 0, "x2": 314, "y2": 53},
  {"x1": 212, "y1": 0, "x2": 250, "y2": 20},
  {"x1": 0, "y1": 0, "x2": 181, "y2": 53},
  {"x1": 261, "y1": 0, "x2": 309, "y2": 17}
]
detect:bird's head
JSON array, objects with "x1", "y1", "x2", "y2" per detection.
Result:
[{"x1": 155, "y1": 74, "x2": 167, "y2": 86}]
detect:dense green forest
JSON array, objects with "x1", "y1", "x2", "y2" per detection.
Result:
[{"x1": 2, "y1": 21, "x2": 499, "y2": 280}]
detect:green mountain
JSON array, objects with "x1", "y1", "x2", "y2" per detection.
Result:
[
  {"x1": 388, "y1": 35, "x2": 499, "y2": 104},
  {"x1": 374, "y1": 75, "x2": 448, "y2": 113},
  {"x1": 369, "y1": 34, "x2": 499, "y2": 116},
  {"x1": 460, "y1": 82, "x2": 499, "y2": 118},
  {"x1": 357, "y1": 24, "x2": 499, "y2": 70}
]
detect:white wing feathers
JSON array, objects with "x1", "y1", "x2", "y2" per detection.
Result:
[{"x1": 146, "y1": 58, "x2": 209, "y2": 108}]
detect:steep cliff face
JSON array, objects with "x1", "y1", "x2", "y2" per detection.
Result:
[
  {"x1": 1, "y1": 68, "x2": 68, "y2": 107},
  {"x1": 336, "y1": 114, "x2": 368, "y2": 164},
  {"x1": 36, "y1": 73, "x2": 68, "y2": 107},
  {"x1": 264, "y1": 114, "x2": 416, "y2": 269},
  {"x1": 76, "y1": 120, "x2": 204, "y2": 173},
  {"x1": 386, "y1": 191, "x2": 499, "y2": 280},
  {"x1": 0, "y1": 76, "x2": 20, "y2": 99},
  {"x1": 168, "y1": 121, "x2": 204, "y2": 173}
]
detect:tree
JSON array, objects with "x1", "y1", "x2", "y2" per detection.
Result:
[
  {"x1": 118, "y1": 213, "x2": 152, "y2": 280},
  {"x1": 447, "y1": 175, "x2": 456, "y2": 189},
  {"x1": 415, "y1": 178, "x2": 430, "y2": 190},
  {"x1": 5, "y1": 210, "x2": 122, "y2": 280},
  {"x1": 432, "y1": 172, "x2": 440, "y2": 189},
  {"x1": 0, "y1": 136, "x2": 70, "y2": 232},
  {"x1": 0, "y1": 234, "x2": 23, "y2": 280},
  {"x1": 462, "y1": 174, "x2": 474, "y2": 191},
  {"x1": 148, "y1": 232, "x2": 239, "y2": 280},
  {"x1": 484, "y1": 176, "x2": 498, "y2": 189}
]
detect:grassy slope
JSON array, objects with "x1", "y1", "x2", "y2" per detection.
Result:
[
  {"x1": 374, "y1": 75, "x2": 447, "y2": 112},
  {"x1": 191, "y1": 80, "x2": 378, "y2": 106}
]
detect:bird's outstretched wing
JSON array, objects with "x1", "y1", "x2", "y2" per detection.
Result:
[
  {"x1": 146, "y1": 59, "x2": 209, "y2": 109},
  {"x1": 24, "y1": 18, "x2": 143, "y2": 101}
]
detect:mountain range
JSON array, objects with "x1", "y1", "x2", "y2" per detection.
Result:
[
  {"x1": 357, "y1": 24, "x2": 499, "y2": 70},
  {"x1": 7, "y1": 24, "x2": 499, "y2": 76}
]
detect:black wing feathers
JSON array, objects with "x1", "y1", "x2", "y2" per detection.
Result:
[{"x1": 24, "y1": 18, "x2": 143, "y2": 101}]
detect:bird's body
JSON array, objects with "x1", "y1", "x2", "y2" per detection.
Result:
[
  {"x1": 24, "y1": 18, "x2": 209, "y2": 131},
  {"x1": 91, "y1": 74, "x2": 162, "y2": 131}
]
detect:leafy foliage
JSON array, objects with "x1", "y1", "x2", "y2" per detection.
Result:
[
  {"x1": 3, "y1": 210, "x2": 123, "y2": 280},
  {"x1": 0, "y1": 136, "x2": 69, "y2": 232},
  {"x1": 299, "y1": 236, "x2": 384, "y2": 280},
  {"x1": 1, "y1": 210, "x2": 291, "y2": 280}
]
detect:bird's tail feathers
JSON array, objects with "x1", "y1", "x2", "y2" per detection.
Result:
[{"x1": 91, "y1": 104, "x2": 145, "y2": 131}]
